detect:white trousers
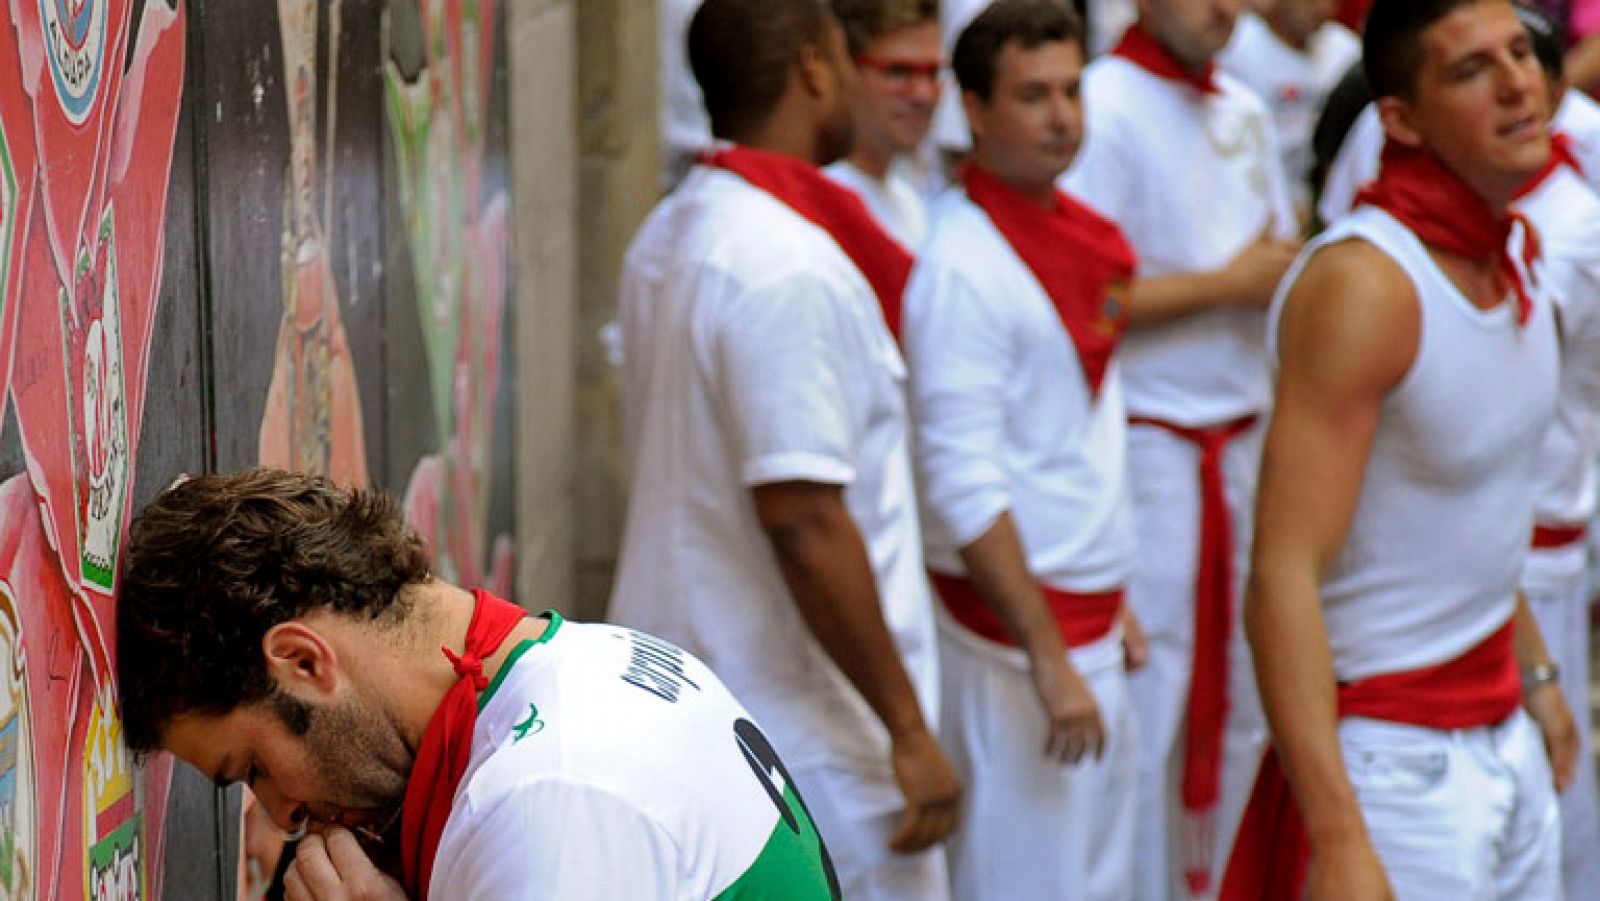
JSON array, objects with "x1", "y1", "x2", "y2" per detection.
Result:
[
  {"x1": 937, "y1": 618, "x2": 1138, "y2": 901},
  {"x1": 792, "y1": 763, "x2": 952, "y2": 901},
  {"x1": 1340, "y1": 712, "x2": 1562, "y2": 899},
  {"x1": 1125, "y1": 422, "x2": 1266, "y2": 901},
  {"x1": 1524, "y1": 566, "x2": 1600, "y2": 901}
]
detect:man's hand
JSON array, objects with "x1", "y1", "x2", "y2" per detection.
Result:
[
  {"x1": 1121, "y1": 606, "x2": 1149, "y2": 671},
  {"x1": 1221, "y1": 228, "x2": 1304, "y2": 309},
  {"x1": 1526, "y1": 681, "x2": 1580, "y2": 791},
  {"x1": 887, "y1": 727, "x2": 962, "y2": 854},
  {"x1": 1306, "y1": 838, "x2": 1395, "y2": 901},
  {"x1": 1031, "y1": 653, "x2": 1106, "y2": 764},
  {"x1": 283, "y1": 829, "x2": 409, "y2": 901}
]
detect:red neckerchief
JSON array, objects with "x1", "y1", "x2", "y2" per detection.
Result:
[
  {"x1": 1355, "y1": 139, "x2": 1540, "y2": 326},
  {"x1": 702, "y1": 145, "x2": 913, "y2": 341},
  {"x1": 1111, "y1": 24, "x2": 1219, "y2": 95},
  {"x1": 1515, "y1": 131, "x2": 1587, "y2": 200},
  {"x1": 963, "y1": 164, "x2": 1136, "y2": 397},
  {"x1": 1219, "y1": 619, "x2": 1520, "y2": 900},
  {"x1": 400, "y1": 589, "x2": 530, "y2": 899}
]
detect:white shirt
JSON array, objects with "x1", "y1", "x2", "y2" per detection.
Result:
[
  {"x1": 660, "y1": 0, "x2": 711, "y2": 160},
  {"x1": 1088, "y1": 0, "x2": 1137, "y2": 57},
  {"x1": 1520, "y1": 167, "x2": 1600, "y2": 590},
  {"x1": 825, "y1": 159, "x2": 931, "y2": 249},
  {"x1": 432, "y1": 616, "x2": 839, "y2": 899},
  {"x1": 1270, "y1": 208, "x2": 1559, "y2": 681},
  {"x1": 1065, "y1": 57, "x2": 1297, "y2": 426},
  {"x1": 609, "y1": 165, "x2": 939, "y2": 791},
  {"x1": 1219, "y1": 13, "x2": 1361, "y2": 212},
  {"x1": 905, "y1": 191, "x2": 1135, "y2": 592},
  {"x1": 1320, "y1": 90, "x2": 1600, "y2": 225}
]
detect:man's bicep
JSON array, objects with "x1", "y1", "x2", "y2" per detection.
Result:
[
  {"x1": 438, "y1": 780, "x2": 683, "y2": 900},
  {"x1": 1255, "y1": 245, "x2": 1417, "y2": 571},
  {"x1": 714, "y1": 276, "x2": 858, "y2": 487}
]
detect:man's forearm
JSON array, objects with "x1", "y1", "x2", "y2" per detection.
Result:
[
  {"x1": 957, "y1": 513, "x2": 1068, "y2": 663},
  {"x1": 1512, "y1": 592, "x2": 1555, "y2": 671},
  {"x1": 762, "y1": 496, "x2": 930, "y2": 739},
  {"x1": 1129, "y1": 271, "x2": 1235, "y2": 326},
  {"x1": 1246, "y1": 568, "x2": 1368, "y2": 847}
]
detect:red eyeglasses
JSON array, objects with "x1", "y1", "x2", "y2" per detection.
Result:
[{"x1": 853, "y1": 55, "x2": 944, "y2": 88}]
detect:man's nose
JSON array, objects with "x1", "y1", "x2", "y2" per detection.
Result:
[{"x1": 254, "y1": 784, "x2": 309, "y2": 835}]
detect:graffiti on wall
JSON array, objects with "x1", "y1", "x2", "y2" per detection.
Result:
[
  {"x1": 258, "y1": 0, "x2": 369, "y2": 491},
  {"x1": 0, "y1": 0, "x2": 187, "y2": 897},
  {"x1": 386, "y1": 0, "x2": 513, "y2": 601}
]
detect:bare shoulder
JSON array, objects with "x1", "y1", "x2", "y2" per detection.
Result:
[{"x1": 1278, "y1": 238, "x2": 1419, "y2": 396}]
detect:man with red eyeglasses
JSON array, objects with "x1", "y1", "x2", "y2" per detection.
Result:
[
  {"x1": 827, "y1": 0, "x2": 944, "y2": 247},
  {"x1": 1062, "y1": 0, "x2": 1301, "y2": 897}
]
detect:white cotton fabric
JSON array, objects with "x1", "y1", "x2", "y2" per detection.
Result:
[
  {"x1": 609, "y1": 164, "x2": 939, "y2": 795},
  {"x1": 824, "y1": 159, "x2": 931, "y2": 249},
  {"x1": 1269, "y1": 206, "x2": 1559, "y2": 682},
  {"x1": 1064, "y1": 57, "x2": 1296, "y2": 426},
  {"x1": 903, "y1": 190, "x2": 1135, "y2": 592},
  {"x1": 1219, "y1": 13, "x2": 1361, "y2": 212}
]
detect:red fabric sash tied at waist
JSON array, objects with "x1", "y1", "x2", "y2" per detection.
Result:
[
  {"x1": 400, "y1": 589, "x2": 530, "y2": 900},
  {"x1": 701, "y1": 145, "x2": 914, "y2": 341},
  {"x1": 1219, "y1": 620, "x2": 1523, "y2": 900},
  {"x1": 929, "y1": 570, "x2": 1123, "y2": 649},
  {"x1": 1129, "y1": 413, "x2": 1257, "y2": 895},
  {"x1": 1532, "y1": 522, "x2": 1588, "y2": 549}
]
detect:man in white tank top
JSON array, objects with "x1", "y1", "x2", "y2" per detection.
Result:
[{"x1": 1223, "y1": 2, "x2": 1578, "y2": 898}]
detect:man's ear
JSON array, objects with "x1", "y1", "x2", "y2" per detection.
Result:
[
  {"x1": 261, "y1": 622, "x2": 340, "y2": 699},
  {"x1": 961, "y1": 91, "x2": 989, "y2": 146},
  {"x1": 796, "y1": 41, "x2": 834, "y2": 101},
  {"x1": 1376, "y1": 95, "x2": 1425, "y2": 149}
]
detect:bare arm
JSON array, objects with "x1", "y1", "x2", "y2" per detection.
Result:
[
  {"x1": 751, "y1": 480, "x2": 960, "y2": 853},
  {"x1": 1514, "y1": 593, "x2": 1579, "y2": 790},
  {"x1": 959, "y1": 513, "x2": 1105, "y2": 763},
  {"x1": 1128, "y1": 231, "x2": 1304, "y2": 326},
  {"x1": 1246, "y1": 241, "x2": 1417, "y2": 900},
  {"x1": 1566, "y1": 35, "x2": 1600, "y2": 96}
]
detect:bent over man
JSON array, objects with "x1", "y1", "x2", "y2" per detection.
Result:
[{"x1": 118, "y1": 469, "x2": 841, "y2": 900}]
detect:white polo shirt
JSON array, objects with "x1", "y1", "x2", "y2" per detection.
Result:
[
  {"x1": 1219, "y1": 13, "x2": 1361, "y2": 211},
  {"x1": 904, "y1": 191, "x2": 1135, "y2": 593},
  {"x1": 824, "y1": 159, "x2": 930, "y2": 249},
  {"x1": 609, "y1": 165, "x2": 939, "y2": 798},
  {"x1": 1064, "y1": 56, "x2": 1296, "y2": 426},
  {"x1": 432, "y1": 615, "x2": 840, "y2": 899}
]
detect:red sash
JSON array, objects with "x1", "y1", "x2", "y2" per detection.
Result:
[
  {"x1": 1219, "y1": 620, "x2": 1522, "y2": 900},
  {"x1": 1355, "y1": 140, "x2": 1541, "y2": 327},
  {"x1": 1515, "y1": 131, "x2": 1587, "y2": 201},
  {"x1": 1129, "y1": 413, "x2": 1258, "y2": 895},
  {"x1": 929, "y1": 570, "x2": 1123, "y2": 649},
  {"x1": 963, "y1": 164, "x2": 1137, "y2": 398},
  {"x1": 1111, "y1": 24, "x2": 1219, "y2": 95},
  {"x1": 702, "y1": 145, "x2": 914, "y2": 340},
  {"x1": 400, "y1": 589, "x2": 530, "y2": 899},
  {"x1": 1533, "y1": 522, "x2": 1588, "y2": 549}
]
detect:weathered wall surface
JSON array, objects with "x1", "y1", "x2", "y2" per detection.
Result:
[{"x1": 0, "y1": 0, "x2": 529, "y2": 895}]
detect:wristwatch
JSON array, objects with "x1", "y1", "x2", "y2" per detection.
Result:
[{"x1": 1522, "y1": 661, "x2": 1561, "y2": 694}]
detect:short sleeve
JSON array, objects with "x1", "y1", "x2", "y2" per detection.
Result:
[
  {"x1": 712, "y1": 272, "x2": 861, "y2": 488},
  {"x1": 432, "y1": 778, "x2": 684, "y2": 900}
]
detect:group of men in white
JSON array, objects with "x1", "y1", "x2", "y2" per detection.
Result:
[{"x1": 610, "y1": 0, "x2": 1600, "y2": 898}]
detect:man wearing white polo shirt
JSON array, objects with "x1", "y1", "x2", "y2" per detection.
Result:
[
  {"x1": 905, "y1": 2, "x2": 1147, "y2": 897},
  {"x1": 612, "y1": 0, "x2": 959, "y2": 898},
  {"x1": 1063, "y1": 0, "x2": 1300, "y2": 896},
  {"x1": 827, "y1": 0, "x2": 944, "y2": 247}
]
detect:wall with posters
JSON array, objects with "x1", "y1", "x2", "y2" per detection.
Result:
[{"x1": 0, "y1": 0, "x2": 516, "y2": 896}]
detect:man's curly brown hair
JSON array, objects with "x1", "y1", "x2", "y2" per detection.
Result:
[{"x1": 116, "y1": 468, "x2": 431, "y2": 757}]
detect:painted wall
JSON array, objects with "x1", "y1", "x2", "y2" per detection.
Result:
[{"x1": 0, "y1": 0, "x2": 515, "y2": 896}]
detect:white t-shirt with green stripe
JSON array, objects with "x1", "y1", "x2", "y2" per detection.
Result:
[{"x1": 430, "y1": 613, "x2": 840, "y2": 899}]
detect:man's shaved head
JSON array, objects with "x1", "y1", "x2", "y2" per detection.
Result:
[{"x1": 690, "y1": 0, "x2": 834, "y2": 139}]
